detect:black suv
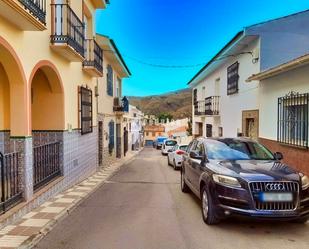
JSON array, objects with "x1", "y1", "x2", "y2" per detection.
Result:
[{"x1": 181, "y1": 137, "x2": 309, "y2": 225}]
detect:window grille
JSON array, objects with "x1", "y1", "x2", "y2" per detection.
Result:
[
  {"x1": 79, "y1": 86, "x2": 93, "y2": 135},
  {"x1": 278, "y1": 92, "x2": 309, "y2": 148},
  {"x1": 227, "y1": 62, "x2": 239, "y2": 95}
]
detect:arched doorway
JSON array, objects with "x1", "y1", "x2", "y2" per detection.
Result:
[
  {"x1": 0, "y1": 36, "x2": 28, "y2": 210},
  {"x1": 29, "y1": 61, "x2": 65, "y2": 190}
]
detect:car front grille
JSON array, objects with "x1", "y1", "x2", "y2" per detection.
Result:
[{"x1": 249, "y1": 181, "x2": 299, "y2": 211}]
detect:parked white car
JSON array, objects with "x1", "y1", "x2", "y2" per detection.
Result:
[
  {"x1": 167, "y1": 144, "x2": 188, "y2": 170},
  {"x1": 161, "y1": 139, "x2": 178, "y2": 155}
]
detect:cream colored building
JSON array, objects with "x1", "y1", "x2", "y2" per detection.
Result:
[
  {"x1": 96, "y1": 35, "x2": 131, "y2": 167},
  {"x1": 0, "y1": 0, "x2": 110, "y2": 223}
]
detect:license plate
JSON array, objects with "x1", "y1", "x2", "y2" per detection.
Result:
[{"x1": 260, "y1": 193, "x2": 293, "y2": 202}]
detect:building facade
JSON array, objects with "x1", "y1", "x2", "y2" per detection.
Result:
[
  {"x1": 0, "y1": 0, "x2": 112, "y2": 224},
  {"x1": 124, "y1": 105, "x2": 144, "y2": 151},
  {"x1": 96, "y1": 35, "x2": 131, "y2": 167},
  {"x1": 189, "y1": 10, "x2": 309, "y2": 175},
  {"x1": 248, "y1": 55, "x2": 309, "y2": 175},
  {"x1": 189, "y1": 10, "x2": 309, "y2": 140},
  {"x1": 144, "y1": 125, "x2": 165, "y2": 145}
]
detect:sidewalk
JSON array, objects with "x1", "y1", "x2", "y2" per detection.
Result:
[{"x1": 0, "y1": 150, "x2": 140, "y2": 249}]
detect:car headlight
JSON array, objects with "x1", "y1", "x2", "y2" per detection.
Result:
[
  {"x1": 301, "y1": 174, "x2": 309, "y2": 190},
  {"x1": 213, "y1": 174, "x2": 241, "y2": 188}
]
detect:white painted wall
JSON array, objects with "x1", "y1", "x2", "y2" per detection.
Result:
[
  {"x1": 192, "y1": 38, "x2": 261, "y2": 137},
  {"x1": 259, "y1": 64, "x2": 309, "y2": 140}
]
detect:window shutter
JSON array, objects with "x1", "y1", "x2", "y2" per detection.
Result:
[{"x1": 107, "y1": 65, "x2": 113, "y2": 96}]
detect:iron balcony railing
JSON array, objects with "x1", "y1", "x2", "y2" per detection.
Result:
[
  {"x1": 113, "y1": 97, "x2": 129, "y2": 113},
  {"x1": 0, "y1": 152, "x2": 23, "y2": 213},
  {"x1": 33, "y1": 142, "x2": 61, "y2": 190},
  {"x1": 83, "y1": 39, "x2": 103, "y2": 74},
  {"x1": 205, "y1": 96, "x2": 220, "y2": 115},
  {"x1": 50, "y1": 4, "x2": 85, "y2": 58},
  {"x1": 194, "y1": 100, "x2": 206, "y2": 116},
  {"x1": 19, "y1": 0, "x2": 46, "y2": 24},
  {"x1": 194, "y1": 96, "x2": 220, "y2": 116}
]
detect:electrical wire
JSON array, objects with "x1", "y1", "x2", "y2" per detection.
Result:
[{"x1": 102, "y1": 49, "x2": 253, "y2": 69}]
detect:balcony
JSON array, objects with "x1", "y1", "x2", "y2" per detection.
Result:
[
  {"x1": 0, "y1": 0, "x2": 46, "y2": 30},
  {"x1": 194, "y1": 96, "x2": 220, "y2": 116},
  {"x1": 113, "y1": 97, "x2": 129, "y2": 114},
  {"x1": 205, "y1": 96, "x2": 220, "y2": 115},
  {"x1": 83, "y1": 39, "x2": 103, "y2": 77},
  {"x1": 50, "y1": 4, "x2": 85, "y2": 61}
]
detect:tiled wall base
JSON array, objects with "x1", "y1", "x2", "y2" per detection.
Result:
[
  {"x1": 0, "y1": 131, "x2": 11, "y2": 154},
  {"x1": 0, "y1": 129, "x2": 98, "y2": 229}
]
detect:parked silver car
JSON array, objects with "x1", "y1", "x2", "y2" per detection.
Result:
[{"x1": 167, "y1": 144, "x2": 188, "y2": 170}]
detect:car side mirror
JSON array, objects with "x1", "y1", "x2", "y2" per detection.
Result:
[
  {"x1": 274, "y1": 152, "x2": 283, "y2": 161},
  {"x1": 190, "y1": 151, "x2": 206, "y2": 161}
]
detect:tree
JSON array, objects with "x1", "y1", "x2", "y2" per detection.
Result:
[{"x1": 157, "y1": 113, "x2": 173, "y2": 123}]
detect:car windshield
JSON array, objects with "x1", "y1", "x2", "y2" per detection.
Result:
[
  {"x1": 205, "y1": 139, "x2": 275, "y2": 160},
  {"x1": 179, "y1": 145, "x2": 188, "y2": 151},
  {"x1": 166, "y1": 140, "x2": 177, "y2": 146}
]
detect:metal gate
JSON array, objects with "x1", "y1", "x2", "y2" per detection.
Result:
[
  {"x1": 33, "y1": 142, "x2": 61, "y2": 190},
  {"x1": 124, "y1": 127, "x2": 128, "y2": 157},
  {"x1": 0, "y1": 151, "x2": 23, "y2": 213}
]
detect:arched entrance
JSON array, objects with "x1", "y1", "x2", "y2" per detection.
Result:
[
  {"x1": 0, "y1": 36, "x2": 28, "y2": 210},
  {"x1": 29, "y1": 61, "x2": 65, "y2": 190}
]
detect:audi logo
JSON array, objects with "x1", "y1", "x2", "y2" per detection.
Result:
[{"x1": 265, "y1": 183, "x2": 285, "y2": 191}]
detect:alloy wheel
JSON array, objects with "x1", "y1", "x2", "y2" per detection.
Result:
[{"x1": 202, "y1": 190, "x2": 209, "y2": 219}]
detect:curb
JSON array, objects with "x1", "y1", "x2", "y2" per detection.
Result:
[{"x1": 19, "y1": 151, "x2": 140, "y2": 249}]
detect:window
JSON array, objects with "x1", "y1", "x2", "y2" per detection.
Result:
[
  {"x1": 107, "y1": 65, "x2": 113, "y2": 96},
  {"x1": 116, "y1": 78, "x2": 121, "y2": 98},
  {"x1": 152, "y1": 132, "x2": 156, "y2": 137},
  {"x1": 146, "y1": 132, "x2": 149, "y2": 136},
  {"x1": 205, "y1": 139, "x2": 274, "y2": 160},
  {"x1": 227, "y1": 62, "x2": 239, "y2": 95},
  {"x1": 79, "y1": 86, "x2": 92, "y2": 135},
  {"x1": 278, "y1": 92, "x2": 309, "y2": 148},
  {"x1": 165, "y1": 140, "x2": 177, "y2": 146}
]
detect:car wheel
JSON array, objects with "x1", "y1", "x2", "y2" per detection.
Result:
[
  {"x1": 201, "y1": 186, "x2": 220, "y2": 225},
  {"x1": 173, "y1": 159, "x2": 177, "y2": 170},
  {"x1": 181, "y1": 168, "x2": 190, "y2": 193}
]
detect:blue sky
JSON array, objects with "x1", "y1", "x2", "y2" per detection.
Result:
[{"x1": 96, "y1": 0, "x2": 309, "y2": 96}]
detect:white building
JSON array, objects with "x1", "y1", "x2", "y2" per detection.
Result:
[
  {"x1": 247, "y1": 54, "x2": 309, "y2": 176},
  {"x1": 189, "y1": 11, "x2": 309, "y2": 140},
  {"x1": 124, "y1": 105, "x2": 144, "y2": 151}
]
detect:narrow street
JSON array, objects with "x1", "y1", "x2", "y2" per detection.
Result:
[{"x1": 35, "y1": 148, "x2": 309, "y2": 249}]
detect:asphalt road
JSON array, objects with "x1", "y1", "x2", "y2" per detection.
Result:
[{"x1": 35, "y1": 148, "x2": 309, "y2": 249}]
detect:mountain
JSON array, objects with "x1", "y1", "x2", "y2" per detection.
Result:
[{"x1": 128, "y1": 88, "x2": 192, "y2": 119}]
